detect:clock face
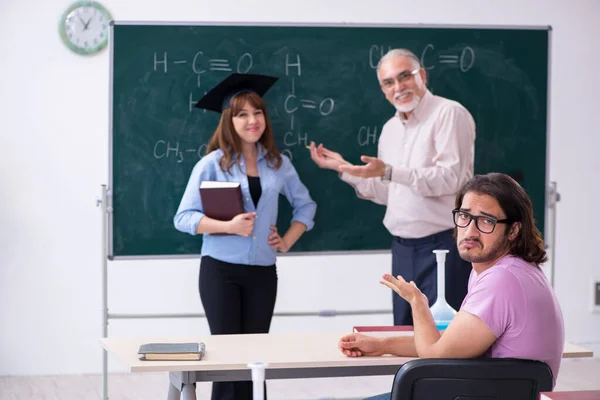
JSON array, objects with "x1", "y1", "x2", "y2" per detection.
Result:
[{"x1": 59, "y1": 1, "x2": 112, "y2": 55}]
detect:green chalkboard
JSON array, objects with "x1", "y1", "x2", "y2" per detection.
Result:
[{"x1": 109, "y1": 22, "x2": 549, "y2": 258}]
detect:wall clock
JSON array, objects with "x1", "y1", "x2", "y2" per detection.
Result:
[{"x1": 58, "y1": 1, "x2": 112, "y2": 55}]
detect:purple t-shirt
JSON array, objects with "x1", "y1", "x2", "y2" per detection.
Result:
[{"x1": 460, "y1": 255, "x2": 565, "y2": 387}]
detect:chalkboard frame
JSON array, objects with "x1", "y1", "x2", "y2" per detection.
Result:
[{"x1": 107, "y1": 21, "x2": 552, "y2": 260}]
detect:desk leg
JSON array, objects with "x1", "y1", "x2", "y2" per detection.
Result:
[
  {"x1": 167, "y1": 371, "x2": 198, "y2": 400},
  {"x1": 181, "y1": 384, "x2": 197, "y2": 400},
  {"x1": 167, "y1": 382, "x2": 181, "y2": 400}
]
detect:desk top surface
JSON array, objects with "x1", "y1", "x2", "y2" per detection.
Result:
[
  {"x1": 103, "y1": 331, "x2": 413, "y2": 373},
  {"x1": 101, "y1": 331, "x2": 593, "y2": 373}
]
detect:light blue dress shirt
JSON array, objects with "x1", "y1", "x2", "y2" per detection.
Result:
[{"x1": 174, "y1": 146, "x2": 316, "y2": 266}]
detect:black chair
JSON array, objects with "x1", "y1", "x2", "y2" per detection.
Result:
[{"x1": 390, "y1": 358, "x2": 553, "y2": 400}]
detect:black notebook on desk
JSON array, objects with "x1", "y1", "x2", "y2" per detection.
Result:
[
  {"x1": 199, "y1": 181, "x2": 244, "y2": 235},
  {"x1": 138, "y1": 342, "x2": 205, "y2": 361}
]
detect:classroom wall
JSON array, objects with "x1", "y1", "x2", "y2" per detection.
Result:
[{"x1": 1, "y1": 0, "x2": 598, "y2": 375}]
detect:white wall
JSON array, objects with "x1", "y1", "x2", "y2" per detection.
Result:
[{"x1": 1, "y1": 0, "x2": 599, "y2": 376}]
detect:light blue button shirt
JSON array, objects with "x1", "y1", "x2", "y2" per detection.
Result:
[{"x1": 174, "y1": 147, "x2": 316, "y2": 266}]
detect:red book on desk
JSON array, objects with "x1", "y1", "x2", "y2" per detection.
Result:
[
  {"x1": 199, "y1": 181, "x2": 244, "y2": 236},
  {"x1": 540, "y1": 391, "x2": 600, "y2": 400},
  {"x1": 353, "y1": 326, "x2": 414, "y2": 333}
]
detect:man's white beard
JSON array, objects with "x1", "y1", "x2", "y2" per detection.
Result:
[{"x1": 394, "y1": 91, "x2": 421, "y2": 113}]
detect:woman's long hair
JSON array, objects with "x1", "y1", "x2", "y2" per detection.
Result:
[{"x1": 205, "y1": 92, "x2": 282, "y2": 173}]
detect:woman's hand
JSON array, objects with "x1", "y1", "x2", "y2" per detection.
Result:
[
  {"x1": 268, "y1": 226, "x2": 290, "y2": 252},
  {"x1": 227, "y1": 212, "x2": 256, "y2": 237}
]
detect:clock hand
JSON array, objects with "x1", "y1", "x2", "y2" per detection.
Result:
[{"x1": 83, "y1": 18, "x2": 92, "y2": 30}]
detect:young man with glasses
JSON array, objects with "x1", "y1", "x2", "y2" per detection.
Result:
[
  {"x1": 338, "y1": 173, "x2": 564, "y2": 399},
  {"x1": 309, "y1": 48, "x2": 476, "y2": 325}
]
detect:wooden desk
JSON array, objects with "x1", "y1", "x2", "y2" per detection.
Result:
[
  {"x1": 561, "y1": 343, "x2": 594, "y2": 358},
  {"x1": 540, "y1": 391, "x2": 600, "y2": 399},
  {"x1": 103, "y1": 331, "x2": 412, "y2": 400},
  {"x1": 361, "y1": 331, "x2": 594, "y2": 359},
  {"x1": 102, "y1": 331, "x2": 593, "y2": 400}
]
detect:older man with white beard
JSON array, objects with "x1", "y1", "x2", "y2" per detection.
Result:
[{"x1": 309, "y1": 48, "x2": 476, "y2": 326}]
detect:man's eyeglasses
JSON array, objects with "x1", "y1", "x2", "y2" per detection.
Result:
[
  {"x1": 380, "y1": 68, "x2": 420, "y2": 91},
  {"x1": 452, "y1": 209, "x2": 514, "y2": 234}
]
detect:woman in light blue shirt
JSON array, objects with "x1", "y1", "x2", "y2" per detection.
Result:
[{"x1": 173, "y1": 73, "x2": 316, "y2": 400}]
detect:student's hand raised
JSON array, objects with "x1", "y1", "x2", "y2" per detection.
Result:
[
  {"x1": 380, "y1": 273, "x2": 427, "y2": 307},
  {"x1": 268, "y1": 226, "x2": 289, "y2": 252},
  {"x1": 339, "y1": 155, "x2": 386, "y2": 178},
  {"x1": 228, "y1": 212, "x2": 256, "y2": 237},
  {"x1": 338, "y1": 333, "x2": 384, "y2": 357}
]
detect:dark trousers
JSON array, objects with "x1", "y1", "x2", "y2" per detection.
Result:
[
  {"x1": 199, "y1": 256, "x2": 278, "y2": 400},
  {"x1": 391, "y1": 229, "x2": 471, "y2": 326}
]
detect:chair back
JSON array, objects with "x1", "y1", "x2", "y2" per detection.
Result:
[{"x1": 390, "y1": 358, "x2": 553, "y2": 400}]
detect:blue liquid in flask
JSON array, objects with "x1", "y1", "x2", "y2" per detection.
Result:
[{"x1": 430, "y1": 250, "x2": 457, "y2": 331}]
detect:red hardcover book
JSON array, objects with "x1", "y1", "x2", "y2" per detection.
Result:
[
  {"x1": 199, "y1": 181, "x2": 244, "y2": 236},
  {"x1": 353, "y1": 326, "x2": 414, "y2": 333},
  {"x1": 540, "y1": 391, "x2": 600, "y2": 400}
]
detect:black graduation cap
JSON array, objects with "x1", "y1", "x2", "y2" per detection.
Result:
[{"x1": 194, "y1": 73, "x2": 279, "y2": 113}]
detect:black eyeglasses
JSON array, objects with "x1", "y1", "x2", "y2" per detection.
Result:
[{"x1": 452, "y1": 209, "x2": 514, "y2": 234}]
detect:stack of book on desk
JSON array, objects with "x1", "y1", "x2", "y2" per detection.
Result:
[{"x1": 138, "y1": 342, "x2": 205, "y2": 361}]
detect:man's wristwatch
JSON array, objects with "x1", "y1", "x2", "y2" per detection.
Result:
[{"x1": 381, "y1": 164, "x2": 392, "y2": 182}]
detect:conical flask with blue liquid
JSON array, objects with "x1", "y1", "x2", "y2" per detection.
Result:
[{"x1": 430, "y1": 249, "x2": 457, "y2": 330}]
